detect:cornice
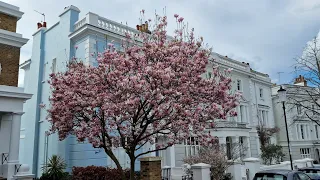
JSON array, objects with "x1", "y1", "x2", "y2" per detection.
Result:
[
  {"x1": 19, "y1": 59, "x2": 31, "y2": 70},
  {"x1": 0, "y1": 90, "x2": 32, "y2": 100},
  {"x1": 0, "y1": 1, "x2": 24, "y2": 19},
  {"x1": 0, "y1": 29, "x2": 28, "y2": 47}
]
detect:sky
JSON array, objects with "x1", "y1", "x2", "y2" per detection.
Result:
[{"x1": 4, "y1": 0, "x2": 320, "y2": 87}]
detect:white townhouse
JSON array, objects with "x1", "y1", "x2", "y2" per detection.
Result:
[{"x1": 273, "y1": 76, "x2": 320, "y2": 162}]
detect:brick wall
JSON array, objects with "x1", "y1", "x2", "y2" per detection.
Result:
[
  {"x1": 0, "y1": 13, "x2": 17, "y2": 32},
  {"x1": 139, "y1": 157, "x2": 162, "y2": 180},
  {"x1": 0, "y1": 43, "x2": 20, "y2": 86}
]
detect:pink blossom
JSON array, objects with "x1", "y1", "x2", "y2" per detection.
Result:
[
  {"x1": 47, "y1": 12, "x2": 239, "y2": 175},
  {"x1": 174, "y1": 14, "x2": 179, "y2": 18},
  {"x1": 75, "y1": 45, "x2": 78, "y2": 49},
  {"x1": 141, "y1": 9, "x2": 145, "y2": 14}
]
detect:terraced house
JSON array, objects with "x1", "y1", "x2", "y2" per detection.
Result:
[
  {"x1": 272, "y1": 76, "x2": 320, "y2": 162},
  {"x1": 19, "y1": 5, "x2": 277, "y2": 177},
  {"x1": 0, "y1": 1, "x2": 32, "y2": 180}
]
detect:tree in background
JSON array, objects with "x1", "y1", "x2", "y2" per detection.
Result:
[
  {"x1": 46, "y1": 11, "x2": 240, "y2": 180},
  {"x1": 260, "y1": 144, "x2": 285, "y2": 165},
  {"x1": 257, "y1": 125, "x2": 284, "y2": 165},
  {"x1": 183, "y1": 143, "x2": 247, "y2": 180},
  {"x1": 290, "y1": 37, "x2": 320, "y2": 126}
]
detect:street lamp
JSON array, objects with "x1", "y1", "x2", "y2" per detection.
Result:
[{"x1": 278, "y1": 86, "x2": 293, "y2": 170}]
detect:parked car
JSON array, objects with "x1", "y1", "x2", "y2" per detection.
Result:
[
  {"x1": 298, "y1": 167, "x2": 320, "y2": 179},
  {"x1": 253, "y1": 169, "x2": 314, "y2": 180}
]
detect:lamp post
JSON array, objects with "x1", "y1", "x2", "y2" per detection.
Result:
[{"x1": 278, "y1": 86, "x2": 293, "y2": 170}]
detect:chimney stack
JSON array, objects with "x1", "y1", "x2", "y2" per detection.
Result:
[
  {"x1": 294, "y1": 75, "x2": 307, "y2": 86},
  {"x1": 37, "y1": 22, "x2": 42, "y2": 29}
]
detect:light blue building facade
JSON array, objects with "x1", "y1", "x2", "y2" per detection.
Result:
[{"x1": 19, "y1": 6, "x2": 154, "y2": 176}]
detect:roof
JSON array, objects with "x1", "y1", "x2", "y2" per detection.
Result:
[{"x1": 256, "y1": 169, "x2": 293, "y2": 176}]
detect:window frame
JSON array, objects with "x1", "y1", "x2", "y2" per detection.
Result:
[
  {"x1": 259, "y1": 88, "x2": 263, "y2": 98},
  {"x1": 236, "y1": 79, "x2": 242, "y2": 91},
  {"x1": 52, "y1": 58, "x2": 57, "y2": 74},
  {"x1": 300, "y1": 148, "x2": 311, "y2": 158}
]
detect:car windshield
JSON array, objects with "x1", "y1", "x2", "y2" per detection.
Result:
[
  {"x1": 254, "y1": 173, "x2": 287, "y2": 180},
  {"x1": 300, "y1": 170, "x2": 320, "y2": 177}
]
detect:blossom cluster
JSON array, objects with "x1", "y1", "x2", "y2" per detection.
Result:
[{"x1": 47, "y1": 13, "x2": 239, "y2": 153}]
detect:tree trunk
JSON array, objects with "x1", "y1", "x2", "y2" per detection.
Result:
[
  {"x1": 129, "y1": 154, "x2": 136, "y2": 180},
  {"x1": 103, "y1": 147, "x2": 126, "y2": 180}
]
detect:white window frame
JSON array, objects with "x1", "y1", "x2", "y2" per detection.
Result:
[
  {"x1": 259, "y1": 88, "x2": 263, "y2": 98},
  {"x1": 237, "y1": 79, "x2": 242, "y2": 91},
  {"x1": 52, "y1": 58, "x2": 57, "y2": 74},
  {"x1": 259, "y1": 109, "x2": 269, "y2": 126},
  {"x1": 300, "y1": 148, "x2": 311, "y2": 158},
  {"x1": 301, "y1": 124, "x2": 305, "y2": 139},
  {"x1": 297, "y1": 104, "x2": 302, "y2": 115},
  {"x1": 184, "y1": 137, "x2": 200, "y2": 157}
]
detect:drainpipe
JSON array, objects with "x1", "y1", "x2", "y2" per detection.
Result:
[{"x1": 32, "y1": 29, "x2": 46, "y2": 176}]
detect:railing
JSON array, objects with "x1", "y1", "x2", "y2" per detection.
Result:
[
  {"x1": 97, "y1": 17, "x2": 141, "y2": 39},
  {"x1": 15, "y1": 164, "x2": 21, "y2": 175},
  {"x1": 1, "y1": 153, "x2": 8, "y2": 165},
  {"x1": 214, "y1": 121, "x2": 248, "y2": 129},
  {"x1": 73, "y1": 17, "x2": 87, "y2": 30},
  {"x1": 73, "y1": 13, "x2": 143, "y2": 42}
]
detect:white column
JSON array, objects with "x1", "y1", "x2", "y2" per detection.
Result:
[
  {"x1": 246, "y1": 137, "x2": 251, "y2": 158},
  {"x1": 237, "y1": 106, "x2": 240, "y2": 122},
  {"x1": 7, "y1": 112, "x2": 24, "y2": 179},
  {"x1": 170, "y1": 145, "x2": 175, "y2": 167},
  {"x1": 233, "y1": 136, "x2": 240, "y2": 160},
  {"x1": 8, "y1": 112, "x2": 23, "y2": 163}
]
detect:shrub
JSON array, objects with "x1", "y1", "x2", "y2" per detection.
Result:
[
  {"x1": 39, "y1": 155, "x2": 69, "y2": 180},
  {"x1": 261, "y1": 144, "x2": 285, "y2": 165},
  {"x1": 72, "y1": 166, "x2": 140, "y2": 180}
]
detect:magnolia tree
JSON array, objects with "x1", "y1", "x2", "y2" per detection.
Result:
[{"x1": 47, "y1": 12, "x2": 239, "y2": 180}]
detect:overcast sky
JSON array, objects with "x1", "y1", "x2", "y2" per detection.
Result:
[{"x1": 5, "y1": 0, "x2": 320, "y2": 86}]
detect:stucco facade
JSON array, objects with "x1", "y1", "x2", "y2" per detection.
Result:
[
  {"x1": 20, "y1": 5, "x2": 277, "y2": 176},
  {"x1": 159, "y1": 54, "x2": 276, "y2": 167},
  {"x1": 272, "y1": 84, "x2": 320, "y2": 162}
]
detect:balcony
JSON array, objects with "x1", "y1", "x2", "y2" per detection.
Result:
[{"x1": 214, "y1": 121, "x2": 249, "y2": 129}]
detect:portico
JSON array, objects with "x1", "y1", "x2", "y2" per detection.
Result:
[{"x1": 0, "y1": 85, "x2": 32, "y2": 179}]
